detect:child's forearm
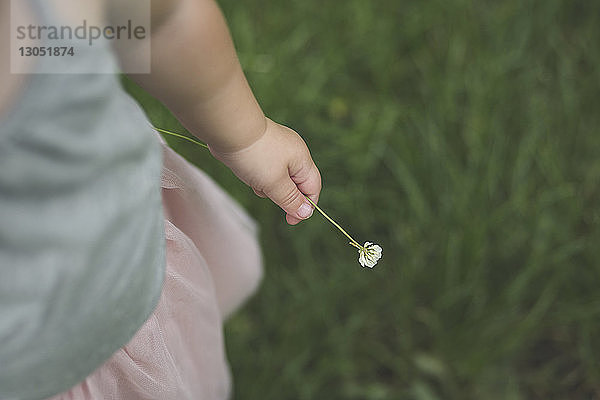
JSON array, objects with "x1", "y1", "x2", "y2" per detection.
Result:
[
  {"x1": 120, "y1": 0, "x2": 322, "y2": 225},
  {"x1": 126, "y1": 0, "x2": 266, "y2": 153}
]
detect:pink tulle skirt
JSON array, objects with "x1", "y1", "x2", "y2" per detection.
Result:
[{"x1": 47, "y1": 138, "x2": 263, "y2": 400}]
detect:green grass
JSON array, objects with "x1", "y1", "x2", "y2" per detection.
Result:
[{"x1": 124, "y1": 0, "x2": 600, "y2": 398}]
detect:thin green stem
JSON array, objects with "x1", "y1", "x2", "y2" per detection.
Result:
[
  {"x1": 304, "y1": 195, "x2": 362, "y2": 249},
  {"x1": 152, "y1": 126, "x2": 209, "y2": 149},
  {"x1": 153, "y1": 125, "x2": 362, "y2": 250}
]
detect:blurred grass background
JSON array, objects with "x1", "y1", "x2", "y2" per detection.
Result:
[{"x1": 124, "y1": 0, "x2": 600, "y2": 398}]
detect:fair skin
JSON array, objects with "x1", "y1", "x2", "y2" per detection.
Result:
[
  {"x1": 0, "y1": 0, "x2": 30, "y2": 116},
  {"x1": 128, "y1": 0, "x2": 322, "y2": 224},
  {"x1": 0, "y1": 0, "x2": 321, "y2": 224}
]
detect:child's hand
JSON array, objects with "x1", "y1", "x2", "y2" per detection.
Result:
[
  {"x1": 126, "y1": 0, "x2": 319, "y2": 225},
  {"x1": 210, "y1": 118, "x2": 321, "y2": 225}
]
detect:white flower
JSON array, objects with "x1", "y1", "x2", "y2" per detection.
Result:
[
  {"x1": 358, "y1": 241, "x2": 382, "y2": 268},
  {"x1": 154, "y1": 127, "x2": 384, "y2": 270}
]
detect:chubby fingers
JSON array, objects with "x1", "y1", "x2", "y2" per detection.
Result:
[
  {"x1": 264, "y1": 158, "x2": 321, "y2": 225},
  {"x1": 289, "y1": 159, "x2": 321, "y2": 224},
  {"x1": 264, "y1": 178, "x2": 312, "y2": 225}
]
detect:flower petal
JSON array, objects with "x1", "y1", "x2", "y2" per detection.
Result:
[
  {"x1": 362, "y1": 242, "x2": 382, "y2": 267},
  {"x1": 358, "y1": 250, "x2": 367, "y2": 267}
]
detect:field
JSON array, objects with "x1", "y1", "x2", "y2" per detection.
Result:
[{"x1": 125, "y1": 0, "x2": 600, "y2": 398}]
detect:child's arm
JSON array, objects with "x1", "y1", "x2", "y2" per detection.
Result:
[{"x1": 118, "y1": 0, "x2": 321, "y2": 225}]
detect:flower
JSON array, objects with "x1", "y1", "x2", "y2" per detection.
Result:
[
  {"x1": 358, "y1": 242, "x2": 383, "y2": 268},
  {"x1": 155, "y1": 125, "x2": 383, "y2": 269},
  {"x1": 302, "y1": 196, "x2": 383, "y2": 269}
]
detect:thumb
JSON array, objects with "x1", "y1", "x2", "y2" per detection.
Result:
[{"x1": 265, "y1": 177, "x2": 313, "y2": 224}]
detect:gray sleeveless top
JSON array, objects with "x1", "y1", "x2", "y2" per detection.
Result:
[{"x1": 0, "y1": 3, "x2": 165, "y2": 400}]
